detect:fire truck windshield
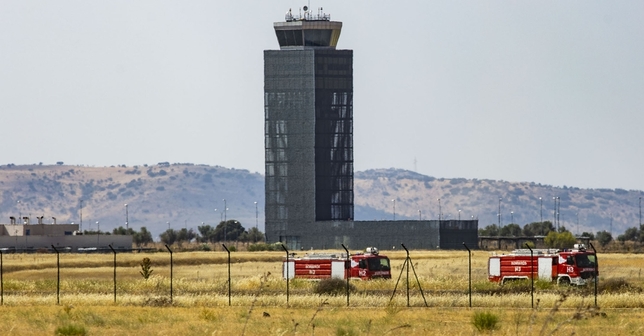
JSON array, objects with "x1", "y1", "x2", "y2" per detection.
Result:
[
  {"x1": 575, "y1": 254, "x2": 596, "y2": 268},
  {"x1": 367, "y1": 258, "x2": 390, "y2": 271}
]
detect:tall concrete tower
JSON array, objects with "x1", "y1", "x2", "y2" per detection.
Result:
[{"x1": 264, "y1": 8, "x2": 353, "y2": 248}]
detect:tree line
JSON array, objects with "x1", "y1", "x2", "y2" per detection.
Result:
[
  {"x1": 478, "y1": 220, "x2": 622, "y2": 248},
  {"x1": 110, "y1": 219, "x2": 264, "y2": 246}
]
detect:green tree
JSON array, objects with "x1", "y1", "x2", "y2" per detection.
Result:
[
  {"x1": 617, "y1": 227, "x2": 639, "y2": 242},
  {"x1": 595, "y1": 230, "x2": 613, "y2": 247},
  {"x1": 213, "y1": 220, "x2": 246, "y2": 242},
  {"x1": 522, "y1": 221, "x2": 555, "y2": 236},
  {"x1": 160, "y1": 229, "x2": 178, "y2": 245},
  {"x1": 197, "y1": 224, "x2": 216, "y2": 243},
  {"x1": 544, "y1": 231, "x2": 576, "y2": 249},
  {"x1": 479, "y1": 224, "x2": 500, "y2": 236},
  {"x1": 499, "y1": 223, "x2": 522, "y2": 237},
  {"x1": 176, "y1": 228, "x2": 197, "y2": 243},
  {"x1": 112, "y1": 226, "x2": 136, "y2": 235},
  {"x1": 133, "y1": 227, "x2": 154, "y2": 246},
  {"x1": 580, "y1": 231, "x2": 595, "y2": 240},
  {"x1": 246, "y1": 227, "x2": 264, "y2": 243}
]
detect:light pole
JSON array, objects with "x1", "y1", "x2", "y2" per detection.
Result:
[
  {"x1": 96, "y1": 221, "x2": 100, "y2": 245},
  {"x1": 553, "y1": 196, "x2": 557, "y2": 230},
  {"x1": 418, "y1": 210, "x2": 421, "y2": 221},
  {"x1": 437, "y1": 198, "x2": 442, "y2": 221},
  {"x1": 640, "y1": 196, "x2": 642, "y2": 230},
  {"x1": 391, "y1": 199, "x2": 396, "y2": 220},
  {"x1": 498, "y1": 198, "x2": 502, "y2": 228},
  {"x1": 167, "y1": 221, "x2": 170, "y2": 230},
  {"x1": 511, "y1": 211, "x2": 514, "y2": 224},
  {"x1": 556, "y1": 197, "x2": 561, "y2": 230},
  {"x1": 223, "y1": 199, "x2": 227, "y2": 223},
  {"x1": 539, "y1": 197, "x2": 543, "y2": 224},
  {"x1": 79, "y1": 200, "x2": 83, "y2": 232},
  {"x1": 254, "y1": 201, "x2": 258, "y2": 230},
  {"x1": 124, "y1": 203, "x2": 129, "y2": 231},
  {"x1": 458, "y1": 209, "x2": 461, "y2": 221}
]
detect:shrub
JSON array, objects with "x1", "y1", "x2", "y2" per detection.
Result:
[
  {"x1": 314, "y1": 278, "x2": 356, "y2": 296},
  {"x1": 335, "y1": 326, "x2": 358, "y2": 336},
  {"x1": 140, "y1": 257, "x2": 154, "y2": 280},
  {"x1": 599, "y1": 278, "x2": 639, "y2": 293},
  {"x1": 55, "y1": 323, "x2": 87, "y2": 336},
  {"x1": 248, "y1": 243, "x2": 281, "y2": 251},
  {"x1": 472, "y1": 311, "x2": 499, "y2": 332},
  {"x1": 142, "y1": 296, "x2": 172, "y2": 307}
]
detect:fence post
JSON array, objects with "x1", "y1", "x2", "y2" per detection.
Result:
[
  {"x1": 281, "y1": 244, "x2": 289, "y2": 306},
  {"x1": 341, "y1": 244, "x2": 350, "y2": 307},
  {"x1": 462, "y1": 242, "x2": 471, "y2": 308},
  {"x1": 222, "y1": 244, "x2": 231, "y2": 306},
  {"x1": 525, "y1": 243, "x2": 534, "y2": 308},
  {"x1": 108, "y1": 244, "x2": 117, "y2": 303},
  {"x1": 589, "y1": 242, "x2": 598, "y2": 307},
  {"x1": 165, "y1": 245, "x2": 173, "y2": 303},
  {"x1": 0, "y1": 249, "x2": 3, "y2": 306},
  {"x1": 51, "y1": 245, "x2": 60, "y2": 305}
]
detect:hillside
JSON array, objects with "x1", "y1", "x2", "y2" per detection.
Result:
[{"x1": 1, "y1": 164, "x2": 642, "y2": 239}]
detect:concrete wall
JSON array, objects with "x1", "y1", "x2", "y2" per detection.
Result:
[{"x1": 284, "y1": 219, "x2": 478, "y2": 250}]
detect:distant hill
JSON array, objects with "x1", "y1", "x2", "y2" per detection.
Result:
[{"x1": 1, "y1": 164, "x2": 641, "y2": 239}]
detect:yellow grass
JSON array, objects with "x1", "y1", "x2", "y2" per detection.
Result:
[{"x1": 1, "y1": 250, "x2": 643, "y2": 334}]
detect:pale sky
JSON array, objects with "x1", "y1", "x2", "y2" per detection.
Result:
[{"x1": 2, "y1": 1, "x2": 643, "y2": 191}]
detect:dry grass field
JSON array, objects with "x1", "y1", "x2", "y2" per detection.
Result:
[{"x1": 0, "y1": 249, "x2": 643, "y2": 335}]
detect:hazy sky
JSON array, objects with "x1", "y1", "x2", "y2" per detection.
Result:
[{"x1": 2, "y1": 1, "x2": 643, "y2": 191}]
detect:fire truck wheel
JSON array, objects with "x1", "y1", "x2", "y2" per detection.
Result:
[{"x1": 558, "y1": 277, "x2": 571, "y2": 286}]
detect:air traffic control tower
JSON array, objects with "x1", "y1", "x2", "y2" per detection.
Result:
[
  {"x1": 264, "y1": 8, "x2": 479, "y2": 250},
  {"x1": 264, "y1": 8, "x2": 353, "y2": 249}
]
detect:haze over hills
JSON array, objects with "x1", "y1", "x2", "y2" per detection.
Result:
[{"x1": 1, "y1": 164, "x2": 642, "y2": 240}]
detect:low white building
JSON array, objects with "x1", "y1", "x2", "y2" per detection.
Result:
[{"x1": 0, "y1": 217, "x2": 132, "y2": 252}]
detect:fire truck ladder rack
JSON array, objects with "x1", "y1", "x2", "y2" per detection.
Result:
[{"x1": 390, "y1": 244, "x2": 428, "y2": 307}]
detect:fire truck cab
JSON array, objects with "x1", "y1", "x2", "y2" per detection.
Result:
[
  {"x1": 488, "y1": 244, "x2": 597, "y2": 286},
  {"x1": 283, "y1": 247, "x2": 391, "y2": 280}
]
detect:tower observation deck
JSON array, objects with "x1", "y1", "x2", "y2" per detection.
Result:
[{"x1": 274, "y1": 7, "x2": 342, "y2": 49}]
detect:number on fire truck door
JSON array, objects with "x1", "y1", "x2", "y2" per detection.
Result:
[{"x1": 567, "y1": 266, "x2": 574, "y2": 273}]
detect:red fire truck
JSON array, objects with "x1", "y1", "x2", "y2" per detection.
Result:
[
  {"x1": 488, "y1": 244, "x2": 598, "y2": 286},
  {"x1": 283, "y1": 247, "x2": 392, "y2": 280}
]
